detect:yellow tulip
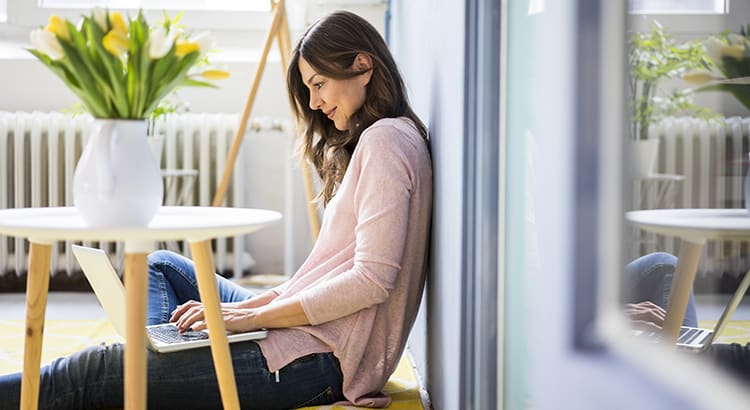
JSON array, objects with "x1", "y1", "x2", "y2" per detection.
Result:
[
  {"x1": 109, "y1": 11, "x2": 128, "y2": 35},
  {"x1": 200, "y1": 69, "x2": 230, "y2": 80},
  {"x1": 46, "y1": 15, "x2": 70, "y2": 41},
  {"x1": 722, "y1": 44, "x2": 745, "y2": 61},
  {"x1": 103, "y1": 29, "x2": 130, "y2": 56},
  {"x1": 683, "y1": 70, "x2": 716, "y2": 85},
  {"x1": 175, "y1": 41, "x2": 199, "y2": 58}
]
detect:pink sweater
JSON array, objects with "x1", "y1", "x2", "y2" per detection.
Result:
[{"x1": 256, "y1": 117, "x2": 432, "y2": 407}]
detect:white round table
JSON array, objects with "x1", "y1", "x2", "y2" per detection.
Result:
[
  {"x1": 0, "y1": 206, "x2": 281, "y2": 410},
  {"x1": 625, "y1": 208, "x2": 750, "y2": 344}
]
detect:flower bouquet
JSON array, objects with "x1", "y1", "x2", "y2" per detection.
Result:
[
  {"x1": 29, "y1": 8, "x2": 228, "y2": 119},
  {"x1": 27, "y1": 8, "x2": 230, "y2": 227},
  {"x1": 685, "y1": 25, "x2": 750, "y2": 112}
]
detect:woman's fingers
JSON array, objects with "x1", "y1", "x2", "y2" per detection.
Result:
[
  {"x1": 174, "y1": 304, "x2": 206, "y2": 332},
  {"x1": 170, "y1": 303, "x2": 254, "y2": 333},
  {"x1": 625, "y1": 301, "x2": 667, "y2": 325},
  {"x1": 170, "y1": 300, "x2": 201, "y2": 322}
]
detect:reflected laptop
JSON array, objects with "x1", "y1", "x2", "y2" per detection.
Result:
[
  {"x1": 634, "y1": 267, "x2": 750, "y2": 351},
  {"x1": 72, "y1": 245, "x2": 267, "y2": 353}
]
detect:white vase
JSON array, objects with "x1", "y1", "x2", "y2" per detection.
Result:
[
  {"x1": 634, "y1": 139, "x2": 660, "y2": 178},
  {"x1": 73, "y1": 119, "x2": 163, "y2": 227}
]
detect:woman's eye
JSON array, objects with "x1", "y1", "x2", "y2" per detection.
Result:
[{"x1": 314, "y1": 82, "x2": 324, "y2": 90}]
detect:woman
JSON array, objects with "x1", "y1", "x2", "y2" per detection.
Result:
[{"x1": 0, "y1": 10, "x2": 432, "y2": 409}]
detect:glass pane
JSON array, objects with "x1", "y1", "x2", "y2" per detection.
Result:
[
  {"x1": 629, "y1": 0, "x2": 727, "y2": 14},
  {"x1": 502, "y1": 0, "x2": 541, "y2": 408},
  {"x1": 0, "y1": 0, "x2": 6, "y2": 22},
  {"x1": 39, "y1": 0, "x2": 269, "y2": 11},
  {"x1": 623, "y1": 6, "x2": 750, "y2": 395}
]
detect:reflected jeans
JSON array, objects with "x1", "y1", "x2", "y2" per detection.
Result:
[
  {"x1": 0, "y1": 250, "x2": 345, "y2": 409},
  {"x1": 624, "y1": 251, "x2": 698, "y2": 327}
]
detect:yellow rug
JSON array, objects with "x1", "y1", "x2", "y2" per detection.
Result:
[
  {"x1": 698, "y1": 320, "x2": 750, "y2": 345},
  {"x1": 0, "y1": 320, "x2": 425, "y2": 410}
]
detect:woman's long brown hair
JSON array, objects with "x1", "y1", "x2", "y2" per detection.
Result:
[{"x1": 287, "y1": 10, "x2": 427, "y2": 205}]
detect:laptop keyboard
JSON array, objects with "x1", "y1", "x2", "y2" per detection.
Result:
[
  {"x1": 677, "y1": 327, "x2": 710, "y2": 345},
  {"x1": 633, "y1": 326, "x2": 711, "y2": 346},
  {"x1": 148, "y1": 324, "x2": 209, "y2": 344}
]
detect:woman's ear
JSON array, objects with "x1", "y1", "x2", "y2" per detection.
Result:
[{"x1": 353, "y1": 53, "x2": 373, "y2": 86}]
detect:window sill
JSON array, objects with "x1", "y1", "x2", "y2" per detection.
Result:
[{"x1": 0, "y1": 40, "x2": 281, "y2": 64}]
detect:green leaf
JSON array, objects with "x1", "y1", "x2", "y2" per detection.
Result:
[
  {"x1": 66, "y1": 19, "x2": 122, "y2": 116},
  {"x1": 57, "y1": 39, "x2": 111, "y2": 116},
  {"x1": 180, "y1": 78, "x2": 218, "y2": 88},
  {"x1": 87, "y1": 20, "x2": 130, "y2": 117}
]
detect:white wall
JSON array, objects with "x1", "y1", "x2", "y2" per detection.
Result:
[{"x1": 389, "y1": 1, "x2": 465, "y2": 409}]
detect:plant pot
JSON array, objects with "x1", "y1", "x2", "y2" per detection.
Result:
[
  {"x1": 633, "y1": 139, "x2": 660, "y2": 178},
  {"x1": 73, "y1": 119, "x2": 164, "y2": 227}
]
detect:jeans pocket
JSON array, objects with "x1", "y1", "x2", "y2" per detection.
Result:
[{"x1": 293, "y1": 385, "x2": 336, "y2": 408}]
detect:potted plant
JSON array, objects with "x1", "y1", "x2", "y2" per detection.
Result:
[
  {"x1": 629, "y1": 21, "x2": 714, "y2": 177},
  {"x1": 28, "y1": 9, "x2": 229, "y2": 227}
]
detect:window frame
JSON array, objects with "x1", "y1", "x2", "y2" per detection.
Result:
[
  {"x1": 5, "y1": 0, "x2": 273, "y2": 32},
  {"x1": 628, "y1": 0, "x2": 728, "y2": 15}
]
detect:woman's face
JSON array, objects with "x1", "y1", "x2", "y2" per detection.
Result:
[{"x1": 298, "y1": 55, "x2": 371, "y2": 131}]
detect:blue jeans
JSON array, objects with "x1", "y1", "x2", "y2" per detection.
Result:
[
  {"x1": 624, "y1": 252, "x2": 698, "y2": 327},
  {"x1": 0, "y1": 250, "x2": 345, "y2": 409}
]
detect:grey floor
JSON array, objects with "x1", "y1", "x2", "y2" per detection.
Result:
[{"x1": 2, "y1": 292, "x2": 750, "y2": 321}]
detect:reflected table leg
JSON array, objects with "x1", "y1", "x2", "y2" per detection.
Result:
[
  {"x1": 662, "y1": 239, "x2": 704, "y2": 344},
  {"x1": 21, "y1": 242, "x2": 52, "y2": 410},
  {"x1": 190, "y1": 240, "x2": 241, "y2": 410}
]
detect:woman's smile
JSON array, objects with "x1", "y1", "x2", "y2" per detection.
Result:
[{"x1": 325, "y1": 107, "x2": 337, "y2": 119}]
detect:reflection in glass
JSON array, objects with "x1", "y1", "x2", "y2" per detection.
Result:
[{"x1": 624, "y1": 4, "x2": 750, "y2": 387}]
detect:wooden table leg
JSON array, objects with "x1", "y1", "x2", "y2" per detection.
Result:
[
  {"x1": 662, "y1": 239, "x2": 704, "y2": 343},
  {"x1": 20, "y1": 242, "x2": 52, "y2": 410},
  {"x1": 190, "y1": 240, "x2": 241, "y2": 410},
  {"x1": 123, "y1": 252, "x2": 149, "y2": 410}
]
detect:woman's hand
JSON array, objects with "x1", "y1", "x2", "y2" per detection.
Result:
[
  {"x1": 170, "y1": 300, "x2": 260, "y2": 333},
  {"x1": 171, "y1": 296, "x2": 311, "y2": 332},
  {"x1": 625, "y1": 301, "x2": 666, "y2": 330}
]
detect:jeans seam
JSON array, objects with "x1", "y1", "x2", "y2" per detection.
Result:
[
  {"x1": 158, "y1": 275, "x2": 170, "y2": 323},
  {"x1": 154, "y1": 260, "x2": 200, "y2": 294},
  {"x1": 292, "y1": 385, "x2": 335, "y2": 408}
]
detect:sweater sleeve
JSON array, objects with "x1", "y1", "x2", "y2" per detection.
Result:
[{"x1": 297, "y1": 126, "x2": 415, "y2": 325}]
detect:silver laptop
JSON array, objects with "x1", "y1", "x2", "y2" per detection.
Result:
[
  {"x1": 72, "y1": 245, "x2": 267, "y2": 353},
  {"x1": 634, "y1": 267, "x2": 750, "y2": 351}
]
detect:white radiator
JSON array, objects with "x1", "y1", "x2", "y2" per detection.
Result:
[
  {"x1": 638, "y1": 116, "x2": 750, "y2": 276},
  {"x1": 0, "y1": 111, "x2": 298, "y2": 278}
]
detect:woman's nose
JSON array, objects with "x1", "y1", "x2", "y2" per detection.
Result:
[{"x1": 309, "y1": 92, "x2": 321, "y2": 110}]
